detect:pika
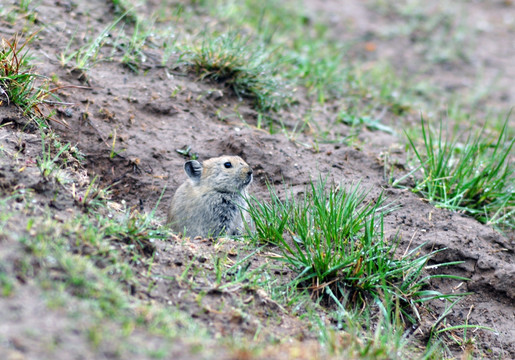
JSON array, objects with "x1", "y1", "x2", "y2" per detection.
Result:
[{"x1": 167, "y1": 155, "x2": 253, "y2": 238}]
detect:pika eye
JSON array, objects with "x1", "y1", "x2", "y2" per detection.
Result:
[{"x1": 223, "y1": 162, "x2": 232, "y2": 169}]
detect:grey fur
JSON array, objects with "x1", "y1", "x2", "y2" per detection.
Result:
[
  {"x1": 167, "y1": 155, "x2": 253, "y2": 238},
  {"x1": 184, "y1": 160, "x2": 202, "y2": 183}
]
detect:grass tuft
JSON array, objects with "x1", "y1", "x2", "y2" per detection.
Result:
[
  {"x1": 244, "y1": 179, "x2": 465, "y2": 321},
  {"x1": 1, "y1": 34, "x2": 49, "y2": 123},
  {"x1": 406, "y1": 116, "x2": 515, "y2": 230},
  {"x1": 187, "y1": 31, "x2": 287, "y2": 111},
  {"x1": 1, "y1": 34, "x2": 74, "y2": 128}
]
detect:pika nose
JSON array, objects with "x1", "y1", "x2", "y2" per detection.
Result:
[{"x1": 248, "y1": 168, "x2": 253, "y2": 176}]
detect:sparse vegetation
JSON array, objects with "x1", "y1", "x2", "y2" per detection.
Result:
[
  {"x1": 59, "y1": 15, "x2": 127, "y2": 72},
  {"x1": 406, "y1": 117, "x2": 515, "y2": 230},
  {"x1": 370, "y1": 0, "x2": 473, "y2": 64},
  {"x1": 187, "y1": 31, "x2": 286, "y2": 111},
  {"x1": 116, "y1": 20, "x2": 154, "y2": 73},
  {"x1": 3, "y1": 194, "x2": 211, "y2": 352},
  {"x1": 0, "y1": 33, "x2": 54, "y2": 126},
  {"x1": 201, "y1": 0, "x2": 350, "y2": 103}
]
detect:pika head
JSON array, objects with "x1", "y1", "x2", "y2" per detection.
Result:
[
  {"x1": 185, "y1": 156, "x2": 253, "y2": 192},
  {"x1": 167, "y1": 156, "x2": 253, "y2": 238}
]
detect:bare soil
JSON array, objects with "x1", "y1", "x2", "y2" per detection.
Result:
[{"x1": 1, "y1": 0, "x2": 514, "y2": 359}]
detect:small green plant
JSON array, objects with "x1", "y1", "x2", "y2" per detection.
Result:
[
  {"x1": 0, "y1": 270, "x2": 14, "y2": 297},
  {"x1": 406, "y1": 116, "x2": 515, "y2": 229},
  {"x1": 212, "y1": 245, "x2": 267, "y2": 291},
  {"x1": 188, "y1": 32, "x2": 286, "y2": 111},
  {"x1": 175, "y1": 145, "x2": 198, "y2": 160},
  {"x1": 19, "y1": 0, "x2": 32, "y2": 12},
  {"x1": 59, "y1": 14, "x2": 127, "y2": 71},
  {"x1": 110, "y1": 0, "x2": 141, "y2": 24},
  {"x1": 316, "y1": 295, "x2": 421, "y2": 359},
  {"x1": 426, "y1": 296, "x2": 494, "y2": 350},
  {"x1": 104, "y1": 207, "x2": 160, "y2": 258},
  {"x1": 244, "y1": 179, "x2": 463, "y2": 316},
  {"x1": 34, "y1": 132, "x2": 84, "y2": 184},
  {"x1": 0, "y1": 34, "x2": 54, "y2": 124},
  {"x1": 1, "y1": 1, "x2": 37, "y2": 24},
  {"x1": 36, "y1": 133, "x2": 72, "y2": 182},
  {"x1": 337, "y1": 111, "x2": 396, "y2": 135},
  {"x1": 115, "y1": 19, "x2": 154, "y2": 73},
  {"x1": 103, "y1": 189, "x2": 169, "y2": 258},
  {"x1": 76, "y1": 175, "x2": 109, "y2": 209}
]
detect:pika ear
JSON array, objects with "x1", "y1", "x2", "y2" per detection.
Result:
[{"x1": 184, "y1": 160, "x2": 202, "y2": 183}]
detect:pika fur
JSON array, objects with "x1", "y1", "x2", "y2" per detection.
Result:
[{"x1": 167, "y1": 155, "x2": 253, "y2": 238}]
